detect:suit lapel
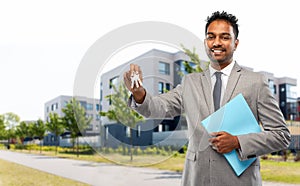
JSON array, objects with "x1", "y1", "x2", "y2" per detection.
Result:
[
  {"x1": 200, "y1": 70, "x2": 214, "y2": 114},
  {"x1": 221, "y1": 63, "x2": 242, "y2": 106}
]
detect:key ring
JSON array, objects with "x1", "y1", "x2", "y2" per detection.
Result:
[{"x1": 130, "y1": 71, "x2": 143, "y2": 88}]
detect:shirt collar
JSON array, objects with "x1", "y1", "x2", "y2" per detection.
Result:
[{"x1": 209, "y1": 61, "x2": 236, "y2": 77}]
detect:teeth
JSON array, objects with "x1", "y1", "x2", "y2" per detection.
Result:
[{"x1": 213, "y1": 50, "x2": 223, "y2": 53}]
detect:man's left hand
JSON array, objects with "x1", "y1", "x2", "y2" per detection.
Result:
[{"x1": 209, "y1": 131, "x2": 240, "y2": 154}]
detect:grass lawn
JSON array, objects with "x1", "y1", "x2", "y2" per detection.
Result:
[
  {"x1": 6, "y1": 149, "x2": 300, "y2": 184},
  {"x1": 0, "y1": 158, "x2": 89, "y2": 186},
  {"x1": 260, "y1": 159, "x2": 300, "y2": 184}
]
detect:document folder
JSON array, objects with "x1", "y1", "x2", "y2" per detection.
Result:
[{"x1": 201, "y1": 93, "x2": 261, "y2": 176}]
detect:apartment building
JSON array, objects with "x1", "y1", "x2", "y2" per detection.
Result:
[
  {"x1": 44, "y1": 95, "x2": 100, "y2": 146},
  {"x1": 100, "y1": 49, "x2": 298, "y2": 148}
]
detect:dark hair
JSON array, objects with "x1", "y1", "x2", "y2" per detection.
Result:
[{"x1": 205, "y1": 11, "x2": 239, "y2": 39}]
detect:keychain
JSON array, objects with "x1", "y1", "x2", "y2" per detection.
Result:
[{"x1": 130, "y1": 71, "x2": 143, "y2": 88}]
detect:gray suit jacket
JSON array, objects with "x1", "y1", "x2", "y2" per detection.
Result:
[{"x1": 132, "y1": 62, "x2": 291, "y2": 186}]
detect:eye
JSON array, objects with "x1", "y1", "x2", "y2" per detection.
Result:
[
  {"x1": 221, "y1": 35, "x2": 231, "y2": 40},
  {"x1": 206, "y1": 35, "x2": 215, "y2": 40}
]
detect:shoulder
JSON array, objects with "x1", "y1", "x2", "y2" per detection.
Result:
[{"x1": 236, "y1": 63, "x2": 266, "y2": 81}]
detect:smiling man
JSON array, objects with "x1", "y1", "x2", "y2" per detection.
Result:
[{"x1": 124, "y1": 11, "x2": 291, "y2": 186}]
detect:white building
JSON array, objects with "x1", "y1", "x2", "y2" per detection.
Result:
[
  {"x1": 44, "y1": 95, "x2": 100, "y2": 147},
  {"x1": 100, "y1": 49, "x2": 298, "y2": 148}
]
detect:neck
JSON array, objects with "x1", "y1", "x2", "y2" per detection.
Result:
[{"x1": 211, "y1": 60, "x2": 233, "y2": 70}]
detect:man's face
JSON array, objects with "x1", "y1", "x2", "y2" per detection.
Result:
[{"x1": 204, "y1": 20, "x2": 239, "y2": 67}]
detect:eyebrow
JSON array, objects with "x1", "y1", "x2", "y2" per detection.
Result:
[{"x1": 206, "y1": 32, "x2": 231, "y2": 36}]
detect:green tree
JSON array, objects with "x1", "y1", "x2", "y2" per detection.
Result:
[
  {"x1": 27, "y1": 122, "x2": 36, "y2": 152},
  {"x1": 100, "y1": 83, "x2": 144, "y2": 161},
  {"x1": 3, "y1": 112, "x2": 20, "y2": 145},
  {"x1": 15, "y1": 121, "x2": 30, "y2": 146},
  {"x1": 32, "y1": 119, "x2": 46, "y2": 153},
  {"x1": 46, "y1": 113, "x2": 65, "y2": 155},
  {"x1": 179, "y1": 44, "x2": 209, "y2": 75},
  {"x1": 0, "y1": 114, "x2": 6, "y2": 140},
  {"x1": 62, "y1": 98, "x2": 92, "y2": 157}
]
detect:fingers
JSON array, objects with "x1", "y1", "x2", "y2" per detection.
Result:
[
  {"x1": 209, "y1": 131, "x2": 238, "y2": 154},
  {"x1": 130, "y1": 64, "x2": 135, "y2": 75},
  {"x1": 124, "y1": 64, "x2": 143, "y2": 91}
]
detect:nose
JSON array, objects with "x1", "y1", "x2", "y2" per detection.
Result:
[{"x1": 213, "y1": 37, "x2": 221, "y2": 47}]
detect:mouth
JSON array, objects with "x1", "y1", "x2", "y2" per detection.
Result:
[{"x1": 211, "y1": 48, "x2": 225, "y2": 55}]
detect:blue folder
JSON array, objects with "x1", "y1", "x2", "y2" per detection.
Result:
[{"x1": 201, "y1": 93, "x2": 261, "y2": 176}]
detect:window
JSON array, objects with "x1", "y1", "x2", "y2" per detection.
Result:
[
  {"x1": 136, "y1": 125, "x2": 141, "y2": 137},
  {"x1": 158, "y1": 124, "x2": 163, "y2": 132},
  {"x1": 105, "y1": 126, "x2": 109, "y2": 140},
  {"x1": 51, "y1": 103, "x2": 58, "y2": 111},
  {"x1": 109, "y1": 76, "x2": 119, "y2": 89},
  {"x1": 166, "y1": 83, "x2": 171, "y2": 91},
  {"x1": 100, "y1": 82, "x2": 103, "y2": 101},
  {"x1": 86, "y1": 103, "x2": 93, "y2": 110},
  {"x1": 268, "y1": 79, "x2": 276, "y2": 95},
  {"x1": 125, "y1": 126, "x2": 131, "y2": 138},
  {"x1": 96, "y1": 104, "x2": 100, "y2": 111},
  {"x1": 158, "y1": 82, "x2": 164, "y2": 94},
  {"x1": 159, "y1": 62, "x2": 170, "y2": 75}
]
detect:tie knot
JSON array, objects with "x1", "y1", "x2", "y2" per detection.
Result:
[{"x1": 215, "y1": 72, "x2": 222, "y2": 79}]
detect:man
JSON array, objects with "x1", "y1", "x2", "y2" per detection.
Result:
[{"x1": 123, "y1": 11, "x2": 290, "y2": 186}]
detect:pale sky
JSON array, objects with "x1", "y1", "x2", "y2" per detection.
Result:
[{"x1": 0, "y1": 0, "x2": 299, "y2": 121}]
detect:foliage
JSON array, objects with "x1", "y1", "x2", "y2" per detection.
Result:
[
  {"x1": 178, "y1": 44, "x2": 210, "y2": 76},
  {"x1": 3, "y1": 112, "x2": 20, "y2": 142},
  {"x1": 62, "y1": 98, "x2": 92, "y2": 157},
  {"x1": 100, "y1": 83, "x2": 144, "y2": 161},
  {"x1": 100, "y1": 83, "x2": 144, "y2": 127},
  {"x1": 0, "y1": 114, "x2": 6, "y2": 140},
  {"x1": 15, "y1": 121, "x2": 30, "y2": 142},
  {"x1": 32, "y1": 119, "x2": 46, "y2": 153},
  {"x1": 46, "y1": 113, "x2": 65, "y2": 154}
]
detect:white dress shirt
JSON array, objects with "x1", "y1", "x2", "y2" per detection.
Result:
[{"x1": 209, "y1": 61, "x2": 236, "y2": 105}]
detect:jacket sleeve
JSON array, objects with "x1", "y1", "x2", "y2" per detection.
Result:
[
  {"x1": 237, "y1": 75, "x2": 291, "y2": 160},
  {"x1": 128, "y1": 83, "x2": 184, "y2": 119}
]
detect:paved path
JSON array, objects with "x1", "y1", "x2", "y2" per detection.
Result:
[{"x1": 0, "y1": 150, "x2": 299, "y2": 186}]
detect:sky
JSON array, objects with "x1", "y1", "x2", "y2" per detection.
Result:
[{"x1": 0, "y1": 0, "x2": 299, "y2": 121}]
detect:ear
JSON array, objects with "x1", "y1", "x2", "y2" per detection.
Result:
[{"x1": 234, "y1": 39, "x2": 239, "y2": 50}]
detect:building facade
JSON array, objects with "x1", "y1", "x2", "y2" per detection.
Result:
[
  {"x1": 44, "y1": 95, "x2": 100, "y2": 146},
  {"x1": 100, "y1": 49, "x2": 298, "y2": 148}
]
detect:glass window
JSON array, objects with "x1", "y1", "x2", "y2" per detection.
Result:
[
  {"x1": 96, "y1": 104, "x2": 100, "y2": 111},
  {"x1": 286, "y1": 84, "x2": 297, "y2": 99},
  {"x1": 100, "y1": 82, "x2": 103, "y2": 101},
  {"x1": 126, "y1": 126, "x2": 131, "y2": 138},
  {"x1": 158, "y1": 82, "x2": 164, "y2": 94},
  {"x1": 166, "y1": 83, "x2": 171, "y2": 91},
  {"x1": 159, "y1": 62, "x2": 170, "y2": 75},
  {"x1": 158, "y1": 124, "x2": 163, "y2": 132},
  {"x1": 86, "y1": 103, "x2": 93, "y2": 110},
  {"x1": 268, "y1": 79, "x2": 276, "y2": 95},
  {"x1": 109, "y1": 76, "x2": 119, "y2": 89},
  {"x1": 137, "y1": 125, "x2": 141, "y2": 137},
  {"x1": 105, "y1": 126, "x2": 109, "y2": 140}
]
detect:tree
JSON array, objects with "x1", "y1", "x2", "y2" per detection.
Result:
[
  {"x1": 26, "y1": 122, "x2": 36, "y2": 152},
  {"x1": 15, "y1": 121, "x2": 30, "y2": 146},
  {"x1": 46, "y1": 113, "x2": 65, "y2": 155},
  {"x1": 62, "y1": 98, "x2": 92, "y2": 157},
  {"x1": 100, "y1": 83, "x2": 144, "y2": 161},
  {"x1": 3, "y1": 112, "x2": 20, "y2": 145},
  {"x1": 32, "y1": 119, "x2": 46, "y2": 153},
  {"x1": 179, "y1": 44, "x2": 209, "y2": 75},
  {"x1": 0, "y1": 114, "x2": 6, "y2": 140}
]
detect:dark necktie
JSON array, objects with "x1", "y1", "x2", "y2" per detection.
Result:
[{"x1": 213, "y1": 72, "x2": 222, "y2": 111}]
